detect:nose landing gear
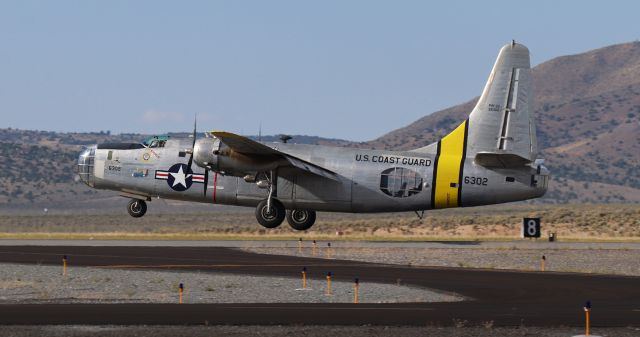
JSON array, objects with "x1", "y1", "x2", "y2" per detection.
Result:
[{"x1": 127, "y1": 199, "x2": 147, "y2": 218}]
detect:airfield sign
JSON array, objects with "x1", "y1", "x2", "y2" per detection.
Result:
[{"x1": 522, "y1": 218, "x2": 541, "y2": 238}]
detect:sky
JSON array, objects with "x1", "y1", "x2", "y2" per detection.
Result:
[{"x1": 1, "y1": 1, "x2": 639, "y2": 141}]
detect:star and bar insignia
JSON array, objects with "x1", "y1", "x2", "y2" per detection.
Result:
[{"x1": 155, "y1": 163, "x2": 205, "y2": 191}]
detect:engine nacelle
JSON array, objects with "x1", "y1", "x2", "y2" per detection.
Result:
[{"x1": 193, "y1": 137, "x2": 283, "y2": 177}]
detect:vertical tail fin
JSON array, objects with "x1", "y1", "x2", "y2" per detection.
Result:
[
  {"x1": 424, "y1": 41, "x2": 539, "y2": 209},
  {"x1": 468, "y1": 41, "x2": 537, "y2": 166},
  {"x1": 416, "y1": 41, "x2": 538, "y2": 167}
]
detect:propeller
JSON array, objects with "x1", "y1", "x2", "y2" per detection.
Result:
[
  {"x1": 186, "y1": 117, "x2": 197, "y2": 171},
  {"x1": 185, "y1": 116, "x2": 209, "y2": 197}
]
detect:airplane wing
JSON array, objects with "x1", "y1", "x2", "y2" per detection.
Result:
[
  {"x1": 209, "y1": 131, "x2": 281, "y2": 156},
  {"x1": 210, "y1": 131, "x2": 340, "y2": 180}
]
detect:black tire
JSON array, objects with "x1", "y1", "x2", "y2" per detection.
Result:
[
  {"x1": 127, "y1": 199, "x2": 147, "y2": 218},
  {"x1": 255, "y1": 199, "x2": 285, "y2": 229},
  {"x1": 286, "y1": 209, "x2": 316, "y2": 231}
]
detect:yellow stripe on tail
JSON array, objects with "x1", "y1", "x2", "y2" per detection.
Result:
[{"x1": 432, "y1": 120, "x2": 468, "y2": 209}]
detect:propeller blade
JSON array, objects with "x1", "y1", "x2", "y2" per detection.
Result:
[
  {"x1": 187, "y1": 117, "x2": 197, "y2": 170},
  {"x1": 204, "y1": 170, "x2": 209, "y2": 197}
]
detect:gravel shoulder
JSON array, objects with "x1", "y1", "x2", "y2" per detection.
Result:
[
  {"x1": 0, "y1": 263, "x2": 462, "y2": 304},
  {"x1": 243, "y1": 243, "x2": 640, "y2": 276}
]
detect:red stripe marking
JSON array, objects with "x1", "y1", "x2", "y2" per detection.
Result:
[{"x1": 213, "y1": 172, "x2": 218, "y2": 203}]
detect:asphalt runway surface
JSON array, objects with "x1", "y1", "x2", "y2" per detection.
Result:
[
  {"x1": 2, "y1": 239, "x2": 639, "y2": 249},
  {"x1": 0, "y1": 245, "x2": 638, "y2": 327}
]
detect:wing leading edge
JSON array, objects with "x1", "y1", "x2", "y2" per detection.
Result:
[{"x1": 210, "y1": 131, "x2": 339, "y2": 181}]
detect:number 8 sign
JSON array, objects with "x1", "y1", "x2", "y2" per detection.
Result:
[{"x1": 522, "y1": 218, "x2": 541, "y2": 238}]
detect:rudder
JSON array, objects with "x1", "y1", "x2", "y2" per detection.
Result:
[{"x1": 468, "y1": 41, "x2": 537, "y2": 165}]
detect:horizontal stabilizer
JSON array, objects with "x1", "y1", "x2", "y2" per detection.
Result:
[{"x1": 475, "y1": 152, "x2": 531, "y2": 168}]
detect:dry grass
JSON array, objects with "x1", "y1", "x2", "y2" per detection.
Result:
[{"x1": 0, "y1": 204, "x2": 637, "y2": 241}]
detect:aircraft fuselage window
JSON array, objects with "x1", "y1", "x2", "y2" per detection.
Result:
[{"x1": 379, "y1": 167, "x2": 423, "y2": 198}]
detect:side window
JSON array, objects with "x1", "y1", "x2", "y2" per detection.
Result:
[
  {"x1": 148, "y1": 140, "x2": 166, "y2": 148},
  {"x1": 379, "y1": 167, "x2": 423, "y2": 198}
]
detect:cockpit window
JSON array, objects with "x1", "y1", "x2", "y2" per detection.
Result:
[
  {"x1": 142, "y1": 135, "x2": 170, "y2": 148},
  {"x1": 148, "y1": 140, "x2": 166, "y2": 148}
]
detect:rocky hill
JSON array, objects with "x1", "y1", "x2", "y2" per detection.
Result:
[{"x1": 1, "y1": 42, "x2": 639, "y2": 207}]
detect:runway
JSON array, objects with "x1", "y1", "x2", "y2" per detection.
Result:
[{"x1": 0, "y1": 245, "x2": 638, "y2": 326}]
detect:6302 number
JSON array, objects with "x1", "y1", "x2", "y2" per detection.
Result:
[{"x1": 463, "y1": 176, "x2": 487, "y2": 186}]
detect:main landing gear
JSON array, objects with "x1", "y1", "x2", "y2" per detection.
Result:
[
  {"x1": 127, "y1": 199, "x2": 147, "y2": 218},
  {"x1": 255, "y1": 202, "x2": 317, "y2": 231},
  {"x1": 254, "y1": 170, "x2": 317, "y2": 231},
  {"x1": 286, "y1": 209, "x2": 316, "y2": 231},
  {"x1": 255, "y1": 199, "x2": 286, "y2": 228}
]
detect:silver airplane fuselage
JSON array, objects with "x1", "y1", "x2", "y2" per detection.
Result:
[
  {"x1": 77, "y1": 137, "x2": 547, "y2": 212},
  {"x1": 76, "y1": 41, "x2": 550, "y2": 230}
]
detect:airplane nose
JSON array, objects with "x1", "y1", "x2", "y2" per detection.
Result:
[{"x1": 77, "y1": 145, "x2": 96, "y2": 187}]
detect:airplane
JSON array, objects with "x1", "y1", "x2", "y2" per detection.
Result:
[{"x1": 76, "y1": 41, "x2": 549, "y2": 231}]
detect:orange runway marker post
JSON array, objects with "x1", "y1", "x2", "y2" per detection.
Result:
[
  {"x1": 326, "y1": 242, "x2": 332, "y2": 259},
  {"x1": 298, "y1": 238, "x2": 303, "y2": 254},
  {"x1": 302, "y1": 267, "x2": 307, "y2": 289},
  {"x1": 296, "y1": 267, "x2": 311, "y2": 291},
  {"x1": 353, "y1": 277, "x2": 359, "y2": 304},
  {"x1": 179, "y1": 283, "x2": 184, "y2": 304},
  {"x1": 62, "y1": 255, "x2": 68, "y2": 276},
  {"x1": 541, "y1": 255, "x2": 546, "y2": 272},
  {"x1": 326, "y1": 272, "x2": 332, "y2": 296},
  {"x1": 584, "y1": 300, "x2": 592, "y2": 336},
  {"x1": 312, "y1": 240, "x2": 317, "y2": 256}
]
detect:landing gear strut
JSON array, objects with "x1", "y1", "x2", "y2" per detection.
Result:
[
  {"x1": 127, "y1": 199, "x2": 147, "y2": 218},
  {"x1": 286, "y1": 209, "x2": 316, "y2": 231},
  {"x1": 255, "y1": 170, "x2": 286, "y2": 228}
]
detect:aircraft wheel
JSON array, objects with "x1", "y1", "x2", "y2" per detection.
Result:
[
  {"x1": 286, "y1": 209, "x2": 316, "y2": 231},
  {"x1": 127, "y1": 199, "x2": 147, "y2": 218},
  {"x1": 255, "y1": 199, "x2": 285, "y2": 228}
]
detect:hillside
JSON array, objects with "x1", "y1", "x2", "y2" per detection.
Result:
[
  {"x1": 366, "y1": 41, "x2": 640, "y2": 203},
  {"x1": 1, "y1": 42, "x2": 640, "y2": 207}
]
